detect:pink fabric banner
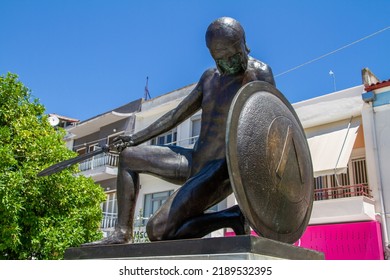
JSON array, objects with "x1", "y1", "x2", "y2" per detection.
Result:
[{"x1": 225, "y1": 221, "x2": 384, "y2": 260}]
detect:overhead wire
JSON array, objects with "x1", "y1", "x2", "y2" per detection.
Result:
[{"x1": 275, "y1": 25, "x2": 390, "y2": 78}]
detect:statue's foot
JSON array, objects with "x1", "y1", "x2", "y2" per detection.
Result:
[
  {"x1": 241, "y1": 211, "x2": 252, "y2": 235},
  {"x1": 81, "y1": 230, "x2": 131, "y2": 246},
  {"x1": 230, "y1": 205, "x2": 251, "y2": 236}
]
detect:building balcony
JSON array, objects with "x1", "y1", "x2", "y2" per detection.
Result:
[
  {"x1": 310, "y1": 184, "x2": 376, "y2": 225},
  {"x1": 79, "y1": 153, "x2": 119, "y2": 181},
  {"x1": 314, "y1": 184, "x2": 372, "y2": 201}
]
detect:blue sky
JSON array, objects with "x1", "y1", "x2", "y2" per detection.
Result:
[{"x1": 1, "y1": 0, "x2": 389, "y2": 121}]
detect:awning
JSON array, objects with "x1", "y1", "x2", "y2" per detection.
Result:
[{"x1": 307, "y1": 120, "x2": 360, "y2": 177}]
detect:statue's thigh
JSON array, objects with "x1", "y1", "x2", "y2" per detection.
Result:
[{"x1": 121, "y1": 145, "x2": 192, "y2": 183}]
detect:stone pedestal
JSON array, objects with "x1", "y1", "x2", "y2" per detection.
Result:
[{"x1": 64, "y1": 235, "x2": 324, "y2": 260}]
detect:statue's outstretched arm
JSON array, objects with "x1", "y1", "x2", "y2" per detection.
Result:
[{"x1": 118, "y1": 83, "x2": 203, "y2": 147}]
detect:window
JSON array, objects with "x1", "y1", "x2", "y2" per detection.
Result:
[
  {"x1": 191, "y1": 118, "x2": 201, "y2": 144},
  {"x1": 76, "y1": 147, "x2": 86, "y2": 155},
  {"x1": 313, "y1": 157, "x2": 368, "y2": 200},
  {"x1": 329, "y1": 173, "x2": 350, "y2": 188},
  {"x1": 88, "y1": 143, "x2": 99, "y2": 153},
  {"x1": 150, "y1": 130, "x2": 177, "y2": 146},
  {"x1": 143, "y1": 190, "x2": 174, "y2": 222},
  {"x1": 101, "y1": 191, "x2": 118, "y2": 229},
  {"x1": 351, "y1": 158, "x2": 367, "y2": 184},
  {"x1": 314, "y1": 176, "x2": 328, "y2": 190}
]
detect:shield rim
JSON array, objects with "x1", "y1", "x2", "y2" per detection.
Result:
[{"x1": 226, "y1": 81, "x2": 314, "y2": 243}]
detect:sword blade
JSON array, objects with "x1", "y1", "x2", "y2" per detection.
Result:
[{"x1": 37, "y1": 148, "x2": 105, "y2": 177}]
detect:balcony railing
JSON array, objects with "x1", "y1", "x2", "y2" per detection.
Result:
[
  {"x1": 101, "y1": 213, "x2": 151, "y2": 229},
  {"x1": 314, "y1": 184, "x2": 372, "y2": 201},
  {"x1": 101, "y1": 212, "x2": 150, "y2": 243},
  {"x1": 79, "y1": 153, "x2": 119, "y2": 172},
  {"x1": 101, "y1": 212, "x2": 117, "y2": 229}
]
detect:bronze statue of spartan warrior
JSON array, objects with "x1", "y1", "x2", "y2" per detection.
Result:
[{"x1": 40, "y1": 17, "x2": 313, "y2": 245}]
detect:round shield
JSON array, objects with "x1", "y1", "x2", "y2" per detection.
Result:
[{"x1": 226, "y1": 81, "x2": 314, "y2": 244}]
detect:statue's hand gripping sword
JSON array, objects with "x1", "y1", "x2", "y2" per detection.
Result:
[{"x1": 37, "y1": 136, "x2": 133, "y2": 177}]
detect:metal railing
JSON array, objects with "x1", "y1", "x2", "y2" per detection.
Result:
[
  {"x1": 101, "y1": 212, "x2": 150, "y2": 243},
  {"x1": 79, "y1": 153, "x2": 119, "y2": 171},
  {"x1": 101, "y1": 215, "x2": 150, "y2": 229},
  {"x1": 101, "y1": 212, "x2": 118, "y2": 229},
  {"x1": 314, "y1": 183, "x2": 372, "y2": 201}
]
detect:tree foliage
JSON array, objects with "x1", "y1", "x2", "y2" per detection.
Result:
[{"x1": 0, "y1": 73, "x2": 105, "y2": 259}]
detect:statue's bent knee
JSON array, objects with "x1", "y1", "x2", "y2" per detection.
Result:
[
  {"x1": 146, "y1": 212, "x2": 178, "y2": 241},
  {"x1": 119, "y1": 147, "x2": 142, "y2": 168},
  {"x1": 145, "y1": 216, "x2": 163, "y2": 241}
]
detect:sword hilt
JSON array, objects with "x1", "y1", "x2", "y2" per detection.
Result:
[{"x1": 112, "y1": 135, "x2": 135, "y2": 152}]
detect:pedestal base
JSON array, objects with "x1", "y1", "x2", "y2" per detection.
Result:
[{"x1": 64, "y1": 235, "x2": 324, "y2": 260}]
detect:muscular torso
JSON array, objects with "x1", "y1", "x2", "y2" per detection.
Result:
[{"x1": 191, "y1": 57, "x2": 274, "y2": 175}]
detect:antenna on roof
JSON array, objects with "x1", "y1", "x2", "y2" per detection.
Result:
[
  {"x1": 329, "y1": 70, "x2": 337, "y2": 92},
  {"x1": 144, "y1": 76, "x2": 151, "y2": 100}
]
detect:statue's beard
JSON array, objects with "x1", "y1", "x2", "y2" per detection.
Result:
[{"x1": 216, "y1": 53, "x2": 247, "y2": 75}]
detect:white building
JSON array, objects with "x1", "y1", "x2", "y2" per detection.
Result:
[{"x1": 65, "y1": 69, "x2": 389, "y2": 259}]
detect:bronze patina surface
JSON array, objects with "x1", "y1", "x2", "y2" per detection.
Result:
[{"x1": 226, "y1": 81, "x2": 313, "y2": 243}]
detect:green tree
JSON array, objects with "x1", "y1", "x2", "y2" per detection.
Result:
[{"x1": 0, "y1": 73, "x2": 105, "y2": 259}]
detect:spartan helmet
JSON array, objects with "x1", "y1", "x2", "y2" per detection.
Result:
[{"x1": 205, "y1": 17, "x2": 250, "y2": 75}]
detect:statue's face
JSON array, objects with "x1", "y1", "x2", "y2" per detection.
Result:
[{"x1": 209, "y1": 39, "x2": 248, "y2": 75}]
